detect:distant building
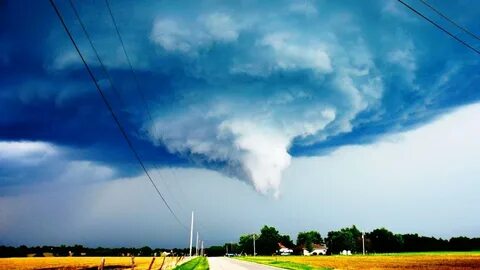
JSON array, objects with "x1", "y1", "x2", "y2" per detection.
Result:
[
  {"x1": 303, "y1": 244, "x2": 327, "y2": 255},
  {"x1": 277, "y1": 243, "x2": 294, "y2": 255}
]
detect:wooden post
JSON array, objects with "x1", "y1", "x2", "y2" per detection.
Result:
[
  {"x1": 98, "y1": 257, "x2": 105, "y2": 270},
  {"x1": 147, "y1": 256, "x2": 155, "y2": 270},
  {"x1": 175, "y1": 256, "x2": 183, "y2": 266},
  {"x1": 159, "y1": 256, "x2": 166, "y2": 270},
  {"x1": 131, "y1": 256, "x2": 135, "y2": 270}
]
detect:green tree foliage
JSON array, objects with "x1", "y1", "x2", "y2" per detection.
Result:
[
  {"x1": 367, "y1": 228, "x2": 404, "y2": 253},
  {"x1": 257, "y1": 226, "x2": 281, "y2": 255},
  {"x1": 279, "y1": 235, "x2": 294, "y2": 248},
  {"x1": 296, "y1": 231, "x2": 323, "y2": 251},
  {"x1": 205, "y1": 246, "x2": 224, "y2": 256},
  {"x1": 326, "y1": 225, "x2": 362, "y2": 254},
  {"x1": 238, "y1": 234, "x2": 255, "y2": 255},
  {"x1": 238, "y1": 225, "x2": 293, "y2": 255},
  {"x1": 223, "y1": 243, "x2": 239, "y2": 254},
  {"x1": 139, "y1": 246, "x2": 153, "y2": 256}
]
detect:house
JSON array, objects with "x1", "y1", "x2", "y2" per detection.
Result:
[
  {"x1": 277, "y1": 243, "x2": 293, "y2": 255},
  {"x1": 303, "y1": 244, "x2": 327, "y2": 255}
]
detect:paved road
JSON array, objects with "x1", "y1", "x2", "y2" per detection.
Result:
[{"x1": 208, "y1": 257, "x2": 282, "y2": 270}]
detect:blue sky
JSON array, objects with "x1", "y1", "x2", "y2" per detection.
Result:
[{"x1": 1, "y1": 0, "x2": 480, "y2": 247}]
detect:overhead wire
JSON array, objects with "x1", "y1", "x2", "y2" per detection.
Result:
[
  {"x1": 50, "y1": 0, "x2": 188, "y2": 230},
  {"x1": 419, "y1": 0, "x2": 480, "y2": 42},
  {"x1": 396, "y1": 0, "x2": 480, "y2": 56},
  {"x1": 103, "y1": 0, "x2": 209, "y2": 236}
]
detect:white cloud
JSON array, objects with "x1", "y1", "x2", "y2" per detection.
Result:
[
  {"x1": 387, "y1": 41, "x2": 417, "y2": 83},
  {"x1": 149, "y1": 70, "x2": 382, "y2": 196},
  {"x1": 203, "y1": 13, "x2": 239, "y2": 42},
  {"x1": 382, "y1": 0, "x2": 417, "y2": 21},
  {"x1": 0, "y1": 140, "x2": 115, "y2": 189},
  {"x1": 150, "y1": 12, "x2": 239, "y2": 54},
  {"x1": 57, "y1": 161, "x2": 115, "y2": 184},
  {"x1": 151, "y1": 19, "x2": 198, "y2": 53},
  {"x1": 288, "y1": 1, "x2": 318, "y2": 16},
  {"x1": 0, "y1": 141, "x2": 57, "y2": 164},
  {"x1": 50, "y1": 49, "x2": 81, "y2": 71},
  {"x1": 260, "y1": 32, "x2": 332, "y2": 73},
  {"x1": 148, "y1": 26, "x2": 384, "y2": 196}
]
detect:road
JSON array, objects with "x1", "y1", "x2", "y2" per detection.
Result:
[{"x1": 208, "y1": 257, "x2": 282, "y2": 270}]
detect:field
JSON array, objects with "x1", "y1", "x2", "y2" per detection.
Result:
[
  {"x1": 0, "y1": 256, "x2": 189, "y2": 270},
  {"x1": 238, "y1": 252, "x2": 480, "y2": 270},
  {"x1": 173, "y1": 257, "x2": 208, "y2": 270}
]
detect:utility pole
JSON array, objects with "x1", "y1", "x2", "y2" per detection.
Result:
[
  {"x1": 196, "y1": 232, "x2": 199, "y2": 256},
  {"x1": 189, "y1": 211, "x2": 194, "y2": 257},
  {"x1": 253, "y1": 234, "x2": 256, "y2": 256},
  {"x1": 362, "y1": 231, "x2": 365, "y2": 255},
  {"x1": 201, "y1": 241, "x2": 204, "y2": 256}
]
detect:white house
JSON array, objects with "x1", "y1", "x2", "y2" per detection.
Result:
[
  {"x1": 303, "y1": 244, "x2": 327, "y2": 255},
  {"x1": 277, "y1": 243, "x2": 293, "y2": 255}
]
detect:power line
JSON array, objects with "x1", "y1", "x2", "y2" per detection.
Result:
[
  {"x1": 103, "y1": 0, "x2": 209, "y2": 234},
  {"x1": 419, "y1": 0, "x2": 480, "y2": 42},
  {"x1": 103, "y1": 0, "x2": 192, "y2": 219},
  {"x1": 50, "y1": 0, "x2": 187, "y2": 230},
  {"x1": 396, "y1": 0, "x2": 480, "y2": 56},
  {"x1": 104, "y1": 0, "x2": 155, "y2": 126}
]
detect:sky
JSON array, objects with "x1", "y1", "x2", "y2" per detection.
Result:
[{"x1": 0, "y1": 0, "x2": 480, "y2": 248}]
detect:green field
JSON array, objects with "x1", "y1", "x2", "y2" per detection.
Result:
[
  {"x1": 174, "y1": 256, "x2": 209, "y2": 270},
  {"x1": 237, "y1": 252, "x2": 480, "y2": 270}
]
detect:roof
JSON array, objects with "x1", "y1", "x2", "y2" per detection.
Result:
[
  {"x1": 312, "y1": 243, "x2": 327, "y2": 250},
  {"x1": 299, "y1": 243, "x2": 327, "y2": 250}
]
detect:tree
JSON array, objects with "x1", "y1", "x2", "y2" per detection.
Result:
[
  {"x1": 367, "y1": 228, "x2": 403, "y2": 253},
  {"x1": 279, "y1": 235, "x2": 294, "y2": 248},
  {"x1": 206, "y1": 246, "x2": 225, "y2": 256},
  {"x1": 257, "y1": 226, "x2": 281, "y2": 255},
  {"x1": 326, "y1": 225, "x2": 362, "y2": 254},
  {"x1": 139, "y1": 246, "x2": 153, "y2": 256},
  {"x1": 238, "y1": 234, "x2": 255, "y2": 255},
  {"x1": 297, "y1": 231, "x2": 323, "y2": 252}
]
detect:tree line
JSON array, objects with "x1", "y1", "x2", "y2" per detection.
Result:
[
  {"x1": 0, "y1": 245, "x2": 189, "y2": 258},
  {"x1": 2, "y1": 225, "x2": 480, "y2": 257},
  {"x1": 206, "y1": 225, "x2": 480, "y2": 256}
]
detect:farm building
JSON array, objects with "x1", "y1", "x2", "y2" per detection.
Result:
[
  {"x1": 277, "y1": 243, "x2": 294, "y2": 255},
  {"x1": 303, "y1": 244, "x2": 327, "y2": 255}
]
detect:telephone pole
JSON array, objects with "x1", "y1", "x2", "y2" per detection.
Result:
[
  {"x1": 196, "y1": 232, "x2": 199, "y2": 256},
  {"x1": 253, "y1": 234, "x2": 256, "y2": 256},
  {"x1": 201, "y1": 241, "x2": 204, "y2": 256},
  {"x1": 362, "y1": 231, "x2": 365, "y2": 255},
  {"x1": 189, "y1": 211, "x2": 194, "y2": 257}
]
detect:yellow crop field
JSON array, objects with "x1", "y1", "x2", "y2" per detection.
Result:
[
  {"x1": 0, "y1": 256, "x2": 188, "y2": 270},
  {"x1": 240, "y1": 252, "x2": 480, "y2": 270}
]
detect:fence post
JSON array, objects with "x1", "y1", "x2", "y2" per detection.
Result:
[
  {"x1": 147, "y1": 256, "x2": 156, "y2": 270},
  {"x1": 175, "y1": 256, "x2": 183, "y2": 266},
  {"x1": 131, "y1": 256, "x2": 135, "y2": 270},
  {"x1": 98, "y1": 257, "x2": 105, "y2": 270},
  {"x1": 159, "y1": 256, "x2": 166, "y2": 270}
]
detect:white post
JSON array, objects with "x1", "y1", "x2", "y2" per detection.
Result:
[
  {"x1": 253, "y1": 234, "x2": 256, "y2": 256},
  {"x1": 201, "y1": 241, "x2": 204, "y2": 256},
  {"x1": 189, "y1": 211, "x2": 194, "y2": 257},
  {"x1": 362, "y1": 232, "x2": 365, "y2": 255},
  {"x1": 196, "y1": 232, "x2": 199, "y2": 256}
]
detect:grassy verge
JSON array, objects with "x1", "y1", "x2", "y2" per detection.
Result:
[
  {"x1": 174, "y1": 256, "x2": 209, "y2": 270},
  {"x1": 238, "y1": 256, "x2": 332, "y2": 270}
]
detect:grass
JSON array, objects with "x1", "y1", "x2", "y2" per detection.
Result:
[
  {"x1": 174, "y1": 256, "x2": 209, "y2": 270},
  {"x1": 0, "y1": 256, "x2": 184, "y2": 270},
  {"x1": 237, "y1": 252, "x2": 480, "y2": 270},
  {"x1": 239, "y1": 256, "x2": 331, "y2": 270}
]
